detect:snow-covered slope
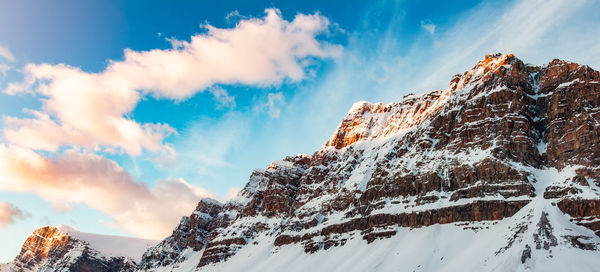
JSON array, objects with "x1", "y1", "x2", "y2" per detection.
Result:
[
  {"x1": 3, "y1": 225, "x2": 157, "y2": 272},
  {"x1": 138, "y1": 53, "x2": 600, "y2": 272},
  {"x1": 194, "y1": 168, "x2": 600, "y2": 272},
  {"x1": 202, "y1": 202, "x2": 600, "y2": 272},
  {"x1": 55, "y1": 225, "x2": 157, "y2": 262}
]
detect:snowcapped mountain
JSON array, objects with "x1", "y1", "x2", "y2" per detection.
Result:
[
  {"x1": 139, "y1": 53, "x2": 600, "y2": 272},
  {"x1": 2, "y1": 225, "x2": 156, "y2": 272},
  {"x1": 8, "y1": 53, "x2": 600, "y2": 271}
]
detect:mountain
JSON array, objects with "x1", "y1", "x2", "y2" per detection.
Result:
[
  {"x1": 139, "y1": 53, "x2": 600, "y2": 271},
  {"x1": 8, "y1": 53, "x2": 600, "y2": 271},
  {"x1": 2, "y1": 225, "x2": 157, "y2": 272}
]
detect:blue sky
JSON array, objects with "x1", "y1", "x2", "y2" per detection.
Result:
[{"x1": 1, "y1": 0, "x2": 599, "y2": 262}]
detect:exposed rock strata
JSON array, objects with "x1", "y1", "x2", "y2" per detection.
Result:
[{"x1": 136, "y1": 54, "x2": 600, "y2": 270}]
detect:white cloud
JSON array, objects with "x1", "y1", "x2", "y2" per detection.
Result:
[
  {"x1": 0, "y1": 201, "x2": 28, "y2": 227},
  {"x1": 2, "y1": 8, "x2": 341, "y2": 156},
  {"x1": 258, "y1": 92, "x2": 285, "y2": 118},
  {"x1": 420, "y1": 20, "x2": 436, "y2": 35},
  {"x1": 3, "y1": 108, "x2": 175, "y2": 156},
  {"x1": 210, "y1": 86, "x2": 236, "y2": 109},
  {"x1": 225, "y1": 10, "x2": 243, "y2": 23},
  {"x1": 224, "y1": 187, "x2": 242, "y2": 202},
  {"x1": 0, "y1": 145, "x2": 217, "y2": 238},
  {"x1": 151, "y1": 143, "x2": 178, "y2": 168},
  {"x1": 0, "y1": 46, "x2": 15, "y2": 62},
  {"x1": 0, "y1": 64, "x2": 10, "y2": 76}
]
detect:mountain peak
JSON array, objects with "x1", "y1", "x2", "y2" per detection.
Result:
[
  {"x1": 325, "y1": 53, "x2": 526, "y2": 150},
  {"x1": 5, "y1": 225, "x2": 157, "y2": 271},
  {"x1": 450, "y1": 53, "x2": 527, "y2": 91},
  {"x1": 477, "y1": 53, "x2": 516, "y2": 69}
]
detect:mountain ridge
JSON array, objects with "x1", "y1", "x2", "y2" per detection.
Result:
[
  {"x1": 139, "y1": 53, "x2": 600, "y2": 271},
  {"x1": 6, "y1": 53, "x2": 600, "y2": 272}
]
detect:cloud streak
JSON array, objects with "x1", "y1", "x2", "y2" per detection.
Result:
[
  {"x1": 410, "y1": 0, "x2": 594, "y2": 91},
  {"x1": 210, "y1": 86, "x2": 236, "y2": 109},
  {"x1": 420, "y1": 21, "x2": 436, "y2": 35},
  {"x1": 297, "y1": 0, "x2": 600, "y2": 116},
  {"x1": 0, "y1": 145, "x2": 216, "y2": 238},
  {"x1": 252, "y1": 0, "x2": 600, "y2": 184},
  {"x1": 0, "y1": 46, "x2": 15, "y2": 62},
  {"x1": 258, "y1": 92, "x2": 285, "y2": 118},
  {"x1": 0, "y1": 64, "x2": 10, "y2": 76},
  {"x1": 3, "y1": 9, "x2": 341, "y2": 156},
  {"x1": 0, "y1": 201, "x2": 28, "y2": 227}
]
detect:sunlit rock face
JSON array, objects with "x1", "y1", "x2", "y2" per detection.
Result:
[
  {"x1": 134, "y1": 53, "x2": 600, "y2": 271},
  {"x1": 10, "y1": 226, "x2": 71, "y2": 271},
  {"x1": 6, "y1": 226, "x2": 138, "y2": 272}
]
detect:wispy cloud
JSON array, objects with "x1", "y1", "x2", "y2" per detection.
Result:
[
  {"x1": 406, "y1": 0, "x2": 595, "y2": 91},
  {"x1": 0, "y1": 46, "x2": 15, "y2": 62},
  {"x1": 255, "y1": 0, "x2": 600, "y2": 179},
  {"x1": 224, "y1": 187, "x2": 242, "y2": 201},
  {"x1": 0, "y1": 201, "x2": 29, "y2": 227},
  {"x1": 173, "y1": 112, "x2": 248, "y2": 172},
  {"x1": 2, "y1": 9, "x2": 341, "y2": 156},
  {"x1": 257, "y1": 92, "x2": 285, "y2": 118},
  {"x1": 0, "y1": 46, "x2": 14, "y2": 77},
  {"x1": 225, "y1": 10, "x2": 245, "y2": 24},
  {"x1": 0, "y1": 145, "x2": 216, "y2": 238},
  {"x1": 210, "y1": 86, "x2": 236, "y2": 109},
  {"x1": 302, "y1": 0, "x2": 599, "y2": 111},
  {"x1": 420, "y1": 20, "x2": 436, "y2": 35},
  {"x1": 0, "y1": 64, "x2": 10, "y2": 76}
]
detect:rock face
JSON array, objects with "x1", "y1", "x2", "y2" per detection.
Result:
[
  {"x1": 4, "y1": 226, "x2": 155, "y2": 272},
  {"x1": 137, "y1": 53, "x2": 600, "y2": 271},
  {"x1": 139, "y1": 199, "x2": 223, "y2": 270}
]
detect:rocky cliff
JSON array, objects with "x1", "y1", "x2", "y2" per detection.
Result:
[{"x1": 138, "y1": 53, "x2": 600, "y2": 271}]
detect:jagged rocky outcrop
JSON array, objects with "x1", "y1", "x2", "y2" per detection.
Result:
[
  {"x1": 3, "y1": 226, "x2": 143, "y2": 272},
  {"x1": 138, "y1": 53, "x2": 600, "y2": 271},
  {"x1": 140, "y1": 199, "x2": 223, "y2": 270}
]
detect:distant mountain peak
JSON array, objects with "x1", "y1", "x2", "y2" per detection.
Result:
[{"x1": 4, "y1": 225, "x2": 156, "y2": 272}]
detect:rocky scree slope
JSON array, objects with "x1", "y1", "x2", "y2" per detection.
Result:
[{"x1": 139, "y1": 53, "x2": 600, "y2": 271}]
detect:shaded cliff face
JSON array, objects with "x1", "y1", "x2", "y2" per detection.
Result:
[
  {"x1": 141, "y1": 53, "x2": 600, "y2": 271},
  {"x1": 140, "y1": 199, "x2": 223, "y2": 270},
  {"x1": 5, "y1": 226, "x2": 138, "y2": 272}
]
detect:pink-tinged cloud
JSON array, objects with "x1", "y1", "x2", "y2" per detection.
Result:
[
  {"x1": 0, "y1": 145, "x2": 217, "y2": 239},
  {"x1": 0, "y1": 201, "x2": 28, "y2": 227},
  {"x1": 2, "y1": 9, "x2": 341, "y2": 155}
]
